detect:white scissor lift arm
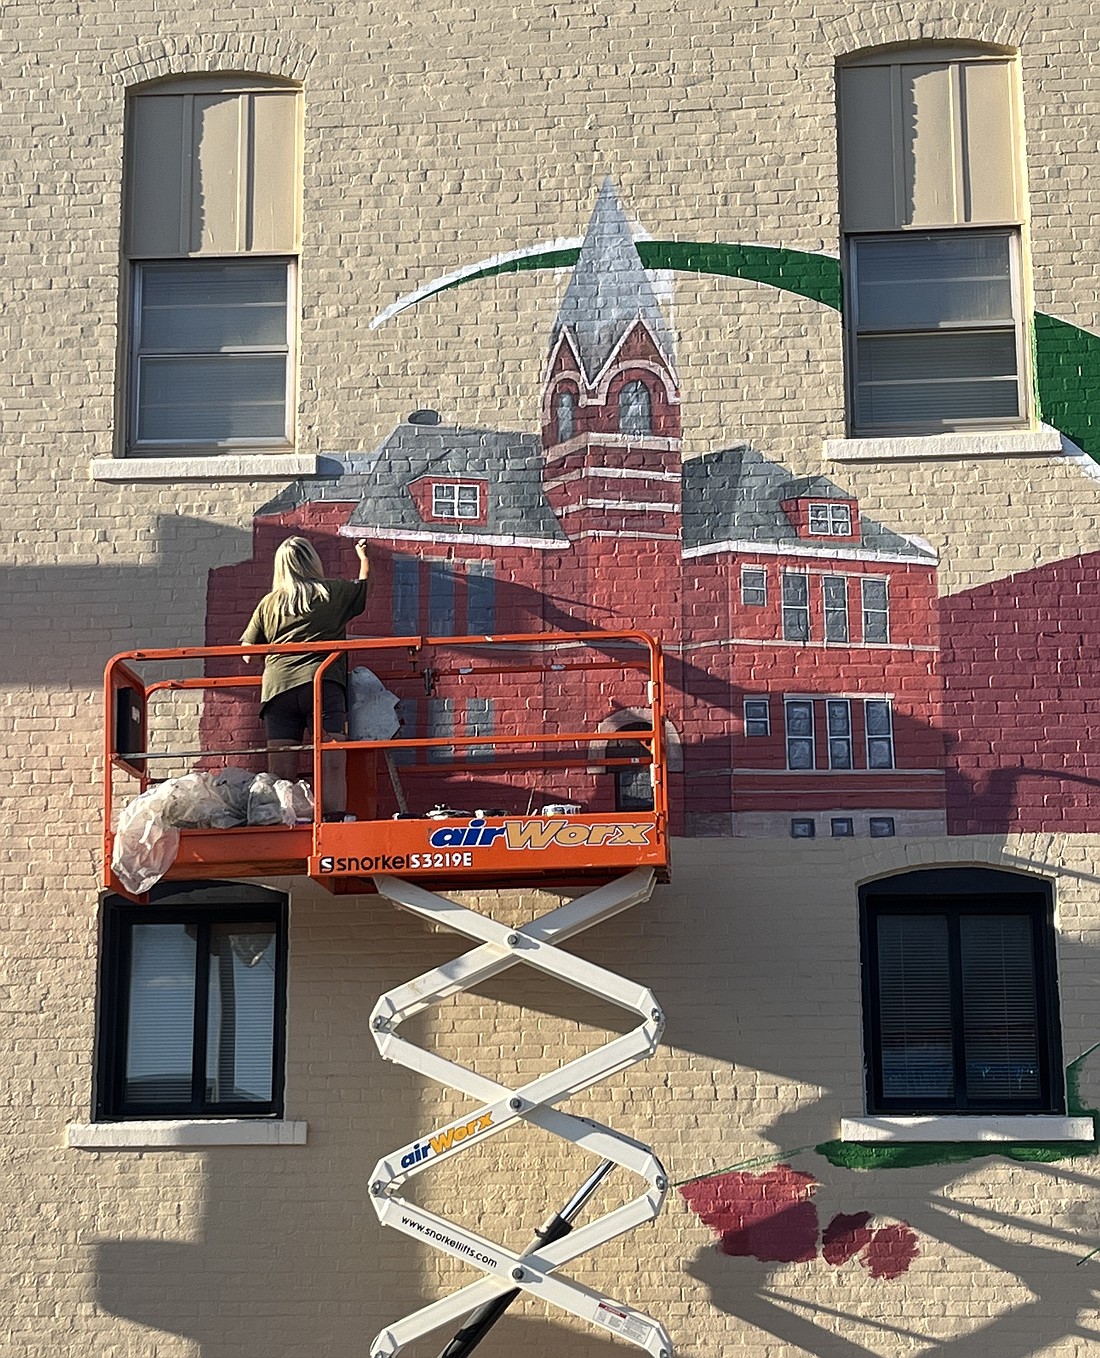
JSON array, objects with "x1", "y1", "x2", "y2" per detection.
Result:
[{"x1": 367, "y1": 867, "x2": 672, "y2": 1358}]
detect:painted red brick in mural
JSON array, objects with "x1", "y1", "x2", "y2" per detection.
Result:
[{"x1": 941, "y1": 551, "x2": 1100, "y2": 834}]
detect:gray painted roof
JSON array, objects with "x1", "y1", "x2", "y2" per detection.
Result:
[
  {"x1": 259, "y1": 424, "x2": 568, "y2": 542},
  {"x1": 260, "y1": 435, "x2": 932, "y2": 562},
  {"x1": 549, "y1": 179, "x2": 676, "y2": 383},
  {"x1": 681, "y1": 444, "x2": 935, "y2": 559}
]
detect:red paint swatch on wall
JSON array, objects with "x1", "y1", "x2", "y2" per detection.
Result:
[{"x1": 680, "y1": 1166, "x2": 820, "y2": 1263}]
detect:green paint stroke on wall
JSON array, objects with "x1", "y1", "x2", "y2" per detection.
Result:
[
  {"x1": 815, "y1": 1047, "x2": 1100, "y2": 1171},
  {"x1": 438, "y1": 241, "x2": 842, "y2": 310},
  {"x1": 436, "y1": 241, "x2": 1100, "y2": 461},
  {"x1": 1034, "y1": 313, "x2": 1100, "y2": 461}
]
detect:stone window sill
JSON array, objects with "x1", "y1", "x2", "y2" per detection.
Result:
[
  {"x1": 66, "y1": 1119, "x2": 308, "y2": 1149},
  {"x1": 824, "y1": 427, "x2": 1064, "y2": 462},
  {"x1": 840, "y1": 1115, "x2": 1093, "y2": 1144},
  {"x1": 91, "y1": 454, "x2": 320, "y2": 482}
]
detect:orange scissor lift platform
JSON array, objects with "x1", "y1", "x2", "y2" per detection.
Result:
[{"x1": 103, "y1": 630, "x2": 671, "y2": 897}]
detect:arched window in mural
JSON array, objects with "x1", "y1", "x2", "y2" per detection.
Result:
[
  {"x1": 618, "y1": 379, "x2": 652, "y2": 436},
  {"x1": 555, "y1": 389, "x2": 576, "y2": 444},
  {"x1": 610, "y1": 721, "x2": 654, "y2": 811}
]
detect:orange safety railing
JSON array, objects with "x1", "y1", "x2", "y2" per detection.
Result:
[{"x1": 104, "y1": 630, "x2": 670, "y2": 895}]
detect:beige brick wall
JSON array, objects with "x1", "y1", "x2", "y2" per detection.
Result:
[{"x1": 4, "y1": 2, "x2": 1100, "y2": 1355}]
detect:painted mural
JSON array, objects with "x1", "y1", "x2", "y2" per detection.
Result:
[{"x1": 206, "y1": 180, "x2": 949, "y2": 842}]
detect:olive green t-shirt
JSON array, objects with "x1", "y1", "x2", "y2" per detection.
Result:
[{"x1": 240, "y1": 579, "x2": 369, "y2": 709}]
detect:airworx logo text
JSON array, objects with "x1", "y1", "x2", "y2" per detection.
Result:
[
  {"x1": 428, "y1": 818, "x2": 652, "y2": 850},
  {"x1": 399, "y1": 1113, "x2": 494, "y2": 1169}
]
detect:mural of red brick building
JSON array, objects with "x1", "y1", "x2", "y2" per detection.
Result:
[{"x1": 207, "y1": 182, "x2": 943, "y2": 839}]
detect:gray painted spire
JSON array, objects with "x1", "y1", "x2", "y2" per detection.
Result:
[{"x1": 549, "y1": 178, "x2": 676, "y2": 383}]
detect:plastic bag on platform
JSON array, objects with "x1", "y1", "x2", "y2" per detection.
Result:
[
  {"x1": 111, "y1": 782, "x2": 183, "y2": 896},
  {"x1": 247, "y1": 774, "x2": 314, "y2": 826},
  {"x1": 348, "y1": 666, "x2": 400, "y2": 742}
]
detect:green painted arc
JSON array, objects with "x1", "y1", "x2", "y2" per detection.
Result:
[
  {"x1": 439, "y1": 240, "x2": 843, "y2": 310},
  {"x1": 438, "y1": 240, "x2": 1100, "y2": 462}
]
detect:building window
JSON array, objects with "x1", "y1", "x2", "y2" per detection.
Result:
[
  {"x1": 791, "y1": 818, "x2": 816, "y2": 839},
  {"x1": 781, "y1": 572, "x2": 811, "y2": 642},
  {"x1": 865, "y1": 699, "x2": 895, "y2": 768},
  {"x1": 860, "y1": 868, "x2": 1063, "y2": 1114},
  {"x1": 555, "y1": 389, "x2": 576, "y2": 443},
  {"x1": 847, "y1": 231, "x2": 1024, "y2": 433},
  {"x1": 743, "y1": 698, "x2": 770, "y2": 737},
  {"x1": 124, "y1": 78, "x2": 302, "y2": 454},
  {"x1": 831, "y1": 817, "x2": 855, "y2": 837},
  {"x1": 838, "y1": 48, "x2": 1027, "y2": 434},
  {"x1": 131, "y1": 259, "x2": 292, "y2": 448},
  {"x1": 823, "y1": 576, "x2": 850, "y2": 643},
  {"x1": 618, "y1": 379, "x2": 652, "y2": 436},
  {"x1": 741, "y1": 566, "x2": 767, "y2": 606},
  {"x1": 432, "y1": 482, "x2": 482, "y2": 520},
  {"x1": 861, "y1": 577, "x2": 890, "y2": 644},
  {"x1": 826, "y1": 699, "x2": 853, "y2": 769},
  {"x1": 785, "y1": 699, "x2": 815, "y2": 770},
  {"x1": 809, "y1": 502, "x2": 853, "y2": 536},
  {"x1": 96, "y1": 884, "x2": 288, "y2": 1119}
]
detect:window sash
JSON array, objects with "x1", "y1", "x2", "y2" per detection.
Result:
[
  {"x1": 743, "y1": 698, "x2": 770, "y2": 737},
  {"x1": 861, "y1": 578, "x2": 890, "y2": 645},
  {"x1": 785, "y1": 699, "x2": 815, "y2": 770},
  {"x1": 826, "y1": 699, "x2": 853, "y2": 769},
  {"x1": 846, "y1": 230, "x2": 1026, "y2": 434},
  {"x1": 863, "y1": 892, "x2": 1060, "y2": 1113},
  {"x1": 741, "y1": 567, "x2": 767, "y2": 606},
  {"x1": 864, "y1": 698, "x2": 895, "y2": 768},
  {"x1": 130, "y1": 259, "x2": 293, "y2": 450},
  {"x1": 809, "y1": 503, "x2": 852, "y2": 536},
  {"x1": 782, "y1": 572, "x2": 811, "y2": 642},
  {"x1": 432, "y1": 483, "x2": 482, "y2": 520},
  {"x1": 823, "y1": 576, "x2": 850, "y2": 643}
]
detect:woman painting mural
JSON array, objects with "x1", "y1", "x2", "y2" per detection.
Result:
[{"x1": 240, "y1": 535, "x2": 370, "y2": 819}]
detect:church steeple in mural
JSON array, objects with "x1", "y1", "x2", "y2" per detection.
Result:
[{"x1": 541, "y1": 179, "x2": 682, "y2": 541}]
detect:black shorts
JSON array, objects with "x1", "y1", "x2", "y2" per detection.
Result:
[{"x1": 261, "y1": 681, "x2": 347, "y2": 742}]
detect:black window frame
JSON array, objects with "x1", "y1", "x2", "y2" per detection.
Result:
[
  {"x1": 860, "y1": 868, "x2": 1063, "y2": 1116},
  {"x1": 96, "y1": 882, "x2": 289, "y2": 1121}
]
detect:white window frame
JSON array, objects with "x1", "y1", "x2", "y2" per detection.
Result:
[
  {"x1": 785, "y1": 699, "x2": 816, "y2": 770},
  {"x1": 781, "y1": 572, "x2": 811, "y2": 642},
  {"x1": 861, "y1": 576, "x2": 890, "y2": 645},
  {"x1": 808, "y1": 502, "x2": 853, "y2": 536},
  {"x1": 865, "y1": 699, "x2": 896, "y2": 769},
  {"x1": 432, "y1": 482, "x2": 482, "y2": 521},
  {"x1": 743, "y1": 698, "x2": 770, "y2": 737},
  {"x1": 741, "y1": 566, "x2": 767, "y2": 606},
  {"x1": 823, "y1": 575, "x2": 850, "y2": 644},
  {"x1": 826, "y1": 698, "x2": 853, "y2": 769},
  {"x1": 128, "y1": 258, "x2": 296, "y2": 454}
]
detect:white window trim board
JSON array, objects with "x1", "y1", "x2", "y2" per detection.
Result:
[
  {"x1": 92, "y1": 455, "x2": 320, "y2": 481},
  {"x1": 67, "y1": 1119, "x2": 308, "y2": 1149},
  {"x1": 840, "y1": 1115, "x2": 1093, "y2": 1143},
  {"x1": 825, "y1": 427, "x2": 1063, "y2": 462}
]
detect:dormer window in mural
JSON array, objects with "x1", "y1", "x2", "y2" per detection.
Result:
[
  {"x1": 407, "y1": 475, "x2": 489, "y2": 526},
  {"x1": 779, "y1": 484, "x2": 860, "y2": 541},
  {"x1": 618, "y1": 378, "x2": 653, "y2": 436}
]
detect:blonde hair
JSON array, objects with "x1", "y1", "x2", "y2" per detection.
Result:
[{"x1": 270, "y1": 536, "x2": 331, "y2": 619}]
